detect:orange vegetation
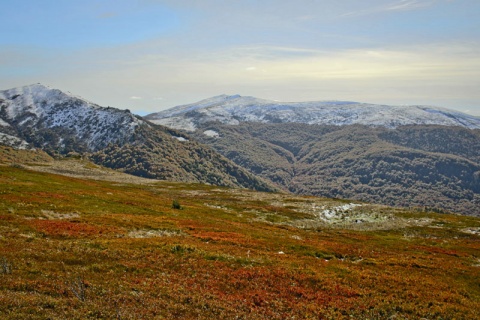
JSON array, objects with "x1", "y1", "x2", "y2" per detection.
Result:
[{"x1": 0, "y1": 165, "x2": 479, "y2": 319}]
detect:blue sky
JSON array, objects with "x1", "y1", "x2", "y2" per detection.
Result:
[{"x1": 1, "y1": 0, "x2": 479, "y2": 116}]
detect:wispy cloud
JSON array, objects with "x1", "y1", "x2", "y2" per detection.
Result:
[
  {"x1": 386, "y1": 0, "x2": 434, "y2": 11},
  {"x1": 130, "y1": 96, "x2": 142, "y2": 100},
  {"x1": 339, "y1": 0, "x2": 436, "y2": 18}
]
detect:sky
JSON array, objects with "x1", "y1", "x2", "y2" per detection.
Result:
[{"x1": 1, "y1": 0, "x2": 480, "y2": 116}]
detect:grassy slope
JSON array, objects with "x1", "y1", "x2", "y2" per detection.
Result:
[
  {"x1": 0, "y1": 145, "x2": 53, "y2": 164},
  {"x1": 0, "y1": 162, "x2": 480, "y2": 319}
]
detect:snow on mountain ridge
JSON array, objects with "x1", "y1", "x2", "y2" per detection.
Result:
[
  {"x1": 157, "y1": 94, "x2": 252, "y2": 118},
  {"x1": 1, "y1": 84, "x2": 85, "y2": 118},
  {"x1": 0, "y1": 84, "x2": 146, "y2": 151},
  {"x1": 146, "y1": 95, "x2": 480, "y2": 131}
]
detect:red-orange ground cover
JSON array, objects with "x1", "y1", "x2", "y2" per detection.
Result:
[
  {"x1": 0, "y1": 165, "x2": 479, "y2": 319},
  {"x1": 28, "y1": 219, "x2": 122, "y2": 237}
]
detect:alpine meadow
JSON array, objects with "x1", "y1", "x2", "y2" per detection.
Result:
[{"x1": 1, "y1": 1, "x2": 480, "y2": 319}]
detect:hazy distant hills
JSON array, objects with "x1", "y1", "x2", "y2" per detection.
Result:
[
  {"x1": 145, "y1": 94, "x2": 480, "y2": 130},
  {"x1": 0, "y1": 85, "x2": 274, "y2": 191},
  {"x1": 146, "y1": 95, "x2": 480, "y2": 216}
]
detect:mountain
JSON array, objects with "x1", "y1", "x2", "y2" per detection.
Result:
[
  {"x1": 0, "y1": 84, "x2": 143, "y2": 153},
  {"x1": 146, "y1": 95, "x2": 480, "y2": 216},
  {"x1": 145, "y1": 94, "x2": 480, "y2": 130},
  {"x1": 0, "y1": 84, "x2": 275, "y2": 191}
]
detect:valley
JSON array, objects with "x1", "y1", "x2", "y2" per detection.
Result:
[{"x1": 190, "y1": 123, "x2": 480, "y2": 216}]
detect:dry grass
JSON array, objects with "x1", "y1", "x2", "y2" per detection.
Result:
[
  {"x1": 0, "y1": 160, "x2": 479, "y2": 319},
  {"x1": 24, "y1": 159, "x2": 158, "y2": 185}
]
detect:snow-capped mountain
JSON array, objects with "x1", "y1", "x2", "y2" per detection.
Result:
[
  {"x1": 145, "y1": 94, "x2": 480, "y2": 215},
  {"x1": 0, "y1": 84, "x2": 275, "y2": 191},
  {"x1": 0, "y1": 84, "x2": 144, "y2": 152},
  {"x1": 145, "y1": 94, "x2": 480, "y2": 131}
]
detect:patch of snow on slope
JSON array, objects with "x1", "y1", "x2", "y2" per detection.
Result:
[
  {"x1": 203, "y1": 130, "x2": 219, "y2": 138},
  {"x1": 155, "y1": 94, "x2": 243, "y2": 118},
  {"x1": 0, "y1": 132, "x2": 30, "y2": 149},
  {"x1": 173, "y1": 136, "x2": 188, "y2": 142},
  {"x1": 311, "y1": 202, "x2": 394, "y2": 226},
  {"x1": 150, "y1": 117, "x2": 197, "y2": 131},
  {"x1": 0, "y1": 118, "x2": 10, "y2": 127},
  {"x1": 318, "y1": 203, "x2": 363, "y2": 221}
]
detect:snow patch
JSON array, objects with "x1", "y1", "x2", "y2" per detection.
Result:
[
  {"x1": 461, "y1": 227, "x2": 480, "y2": 235},
  {"x1": 318, "y1": 203, "x2": 363, "y2": 221},
  {"x1": 203, "y1": 130, "x2": 219, "y2": 138},
  {"x1": 150, "y1": 117, "x2": 197, "y2": 131},
  {"x1": 173, "y1": 136, "x2": 188, "y2": 142},
  {"x1": 0, "y1": 118, "x2": 10, "y2": 127},
  {"x1": 0, "y1": 132, "x2": 30, "y2": 149}
]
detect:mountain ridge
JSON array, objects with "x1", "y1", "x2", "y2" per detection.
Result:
[
  {"x1": 146, "y1": 94, "x2": 480, "y2": 130},
  {"x1": 0, "y1": 84, "x2": 276, "y2": 192},
  {"x1": 2, "y1": 85, "x2": 479, "y2": 215},
  {"x1": 0, "y1": 83, "x2": 143, "y2": 153}
]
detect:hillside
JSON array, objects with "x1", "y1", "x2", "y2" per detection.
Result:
[
  {"x1": 0, "y1": 157, "x2": 479, "y2": 319},
  {"x1": 191, "y1": 123, "x2": 480, "y2": 216},
  {"x1": 0, "y1": 84, "x2": 274, "y2": 192},
  {"x1": 0, "y1": 84, "x2": 142, "y2": 153},
  {"x1": 145, "y1": 94, "x2": 480, "y2": 130}
]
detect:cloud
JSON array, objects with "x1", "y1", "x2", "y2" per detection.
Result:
[
  {"x1": 339, "y1": 0, "x2": 436, "y2": 18},
  {"x1": 386, "y1": 0, "x2": 434, "y2": 11},
  {"x1": 130, "y1": 96, "x2": 142, "y2": 100},
  {"x1": 87, "y1": 41, "x2": 478, "y2": 113},
  {"x1": 165, "y1": 43, "x2": 480, "y2": 82}
]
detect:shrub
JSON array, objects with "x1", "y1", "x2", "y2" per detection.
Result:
[
  {"x1": 172, "y1": 199, "x2": 183, "y2": 210},
  {"x1": 67, "y1": 276, "x2": 88, "y2": 301},
  {"x1": 0, "y1": 257, "x2": 12, "y2": 274}
]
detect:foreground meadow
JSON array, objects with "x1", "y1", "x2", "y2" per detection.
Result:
[{"x1": 0, "y1": 161, "x2": 479, "y2": 319}]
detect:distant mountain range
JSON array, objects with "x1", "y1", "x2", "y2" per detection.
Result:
[
  {"x1": 146, "y1": 94, "x2": 480, "y2": 216},
  {"x1": 1, "y1": 85, "x2": 479, "y2": 215},
  {"x1": 0, "y1": 84, "x2": 274, "y2": 191},
  {"x1": 145, "y1": 94, "x2": 480, "y2": 131}
]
